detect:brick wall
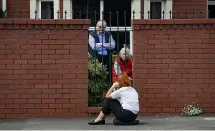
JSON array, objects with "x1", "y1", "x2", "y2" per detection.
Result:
[
  {"x1": 173, "y1": 0, "x2": 207, "y2": 19},
  {"x1": 0, "y1": 19, "x2": 90, "y2": 118},
  {"x1": 133, "y1": 19, "x2": 215, "y2": 115},
  {"x1": 7, "y1": 0, "x2": 30, "y2": 18}
]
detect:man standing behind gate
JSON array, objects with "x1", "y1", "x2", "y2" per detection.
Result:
[{"x1": 88, "y1": 20, "x2": 116, "y2": 82}]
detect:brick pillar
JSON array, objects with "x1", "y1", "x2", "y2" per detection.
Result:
[
  {"x1": 0, "y1": 19, "x2": 90, "y2": 118},
  {"x1": 132, "y1": 19, "x2": 215, "y2": 115}
]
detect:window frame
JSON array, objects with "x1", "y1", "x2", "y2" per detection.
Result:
[
  {"x1": 40, "y1": 1, "x2": 54, "y2": 19},
  {"x1": 144, "y1": 0, "x2": 172, "y2": 19},
  {"x1": 30, "y1": 0, "x2": 60, "y2": 19},
  {"x1": 150, "y1": 1, "x2": 162, "y2": 19},
  {"x1": 208, "y1": 0, "x2": 215, "y2": 19}
]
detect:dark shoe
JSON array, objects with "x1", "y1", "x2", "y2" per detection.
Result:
[{"x1": 88, "y1": 119, "x2": 105, "y2": 125}]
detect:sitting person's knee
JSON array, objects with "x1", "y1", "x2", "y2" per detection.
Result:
[{"x1": 101, "y1": 98, "x2": 112, "y2": 107}]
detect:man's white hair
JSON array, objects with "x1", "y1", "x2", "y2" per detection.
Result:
[
  {"x1": 97, "y1": 20, "x2": 107, "y2": 27},
  {"x1": 119, "y1": 46, "x2": 131, "y2": 56}
]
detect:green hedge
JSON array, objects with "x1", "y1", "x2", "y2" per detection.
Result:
[{"x1": 88, "y1": 54, "x2": 109, "y2": 107}]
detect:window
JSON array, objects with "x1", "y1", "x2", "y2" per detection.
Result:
[
  {"x1": 30, "y1": 0, "x2": 60, "y2": 19},
  {"x1": 72, "y1": 0, "x2": 100, "y2": 25},
  {"x1": 72, "y1": 0, "x2": 134, "y2": 54},
  {"x1": 41, "y1": 1, "x2": 54, "y2": 19},
  {"x1": 144, "y1": 0, "x2": 172, "y2": 19},
  {"x1": 208, "y1": 0, "x2": 215, "y2": 18},
  {"x1": 150, "y1": 2, "x2": 162, "y2": 19}
]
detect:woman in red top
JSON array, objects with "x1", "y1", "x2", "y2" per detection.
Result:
[{"x1": 112, "y1": 47, "x2": 132, "y2": 83}]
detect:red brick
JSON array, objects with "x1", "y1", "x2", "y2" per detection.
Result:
[
  {"x1": 56, "y1": 109, "x2": 70, "y2": 113},
  {"x1": 34, "y1": 104, "x2": 48, "y2": 108},
  {"x1": 49, "y1": 35, "x2": 62, "y2": 40},
  {"x1": 0, "y1": 109, "x2": 13, "y2": 113},
  {"x1": 56, "y1": 99, "x2": 70, "y2": 104},
  {"x1": 35, "y1": 84, "x2": 48, "y2": 89},
  {"x1": 49, "y1": 104, "x2": 62, "y2": 108},
  {"x1": 28, "y1": 109, "x2": 41, "y2": 113},
  {"x1": 6, "y1": 104, "x2": 20, "y2": 108},
  {"x1": 42, "y1": 50, "x2": 55, "y2": 54},
  {"x1": 49, "y1": 84, "x2": 62, "y2": 89},
  {"x1": 35, "y1": 45, "x2": 49, "y2": 50},
  {"x1": 6, "y1": 94, "x2": 20, "y2": 98},
  {"x1": 56, "y1": 50, "x2": 70, "y2": 54},
  {"x1": 162, "y1": 108, "x2": 175, "y2": 113},
  {"x1": 34, "y1": 94, "x2": 48, "y2": 98},
  {"x1": 49, "y1": 94, "x2": 62, "y2": 98},
  {"x1": 35, "y1": 34, "x2": 49, "y2": 40},
  {"x1": 42, "y1": 60, "x2": 55, "y2": 64},
  {"x1": 42, "y1": 99, "x2": 55, "y2": 104},
  {"x1": 148, "y1": 108, "x2": 161, "y2": 113},
  {"x1": 63, "y1": 94, "x2": 76, "y2": 98},
  {"x1": 21, "y1": 94, "x2": 34, "y2": 99},
  {"x1": 63, "y1": 35, "x2": 77, "y2": 40},
  {"x1": 21, "y1": 55, "x2": 34, "y2": 59},
  {"x1": 36, "y1": 65, "x2": 49, "y2": 69},
  {"x1": 49, "y1": 55, "x2": 63, "y2": 59},
  {"x1": 13, "y1": 109, "x2": 27, "y2": 113},
  {"x1": 28, "y1": 99, "x2": 41, "y2": 104},
  {"x1": 14, "y1": 99, "x2": 27, "y2": 103},
  {"x1": 63, "y1": 104, "x2": 76, "y2": 108}
]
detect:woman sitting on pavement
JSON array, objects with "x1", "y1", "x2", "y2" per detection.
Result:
[
  {"x1": 112, "y1": 46, "x2": 133, "y2": 84},
  {"x1": 88, "y1": 72, "x2": 139, "y2": 125}
]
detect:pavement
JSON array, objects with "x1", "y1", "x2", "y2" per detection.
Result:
[{"x1": 0, "y1": 116, "x2": 215, "y2": 130}]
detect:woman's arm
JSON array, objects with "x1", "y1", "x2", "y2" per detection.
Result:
[{"x1": 105, "y1": 82, "x2": 119, "y2": 98}]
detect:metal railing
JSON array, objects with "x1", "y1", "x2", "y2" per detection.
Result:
[{"x1": 0, "y1": 9, "x2": 211, "y2": 20}]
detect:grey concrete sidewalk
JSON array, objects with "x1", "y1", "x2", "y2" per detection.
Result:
[{"x1": 0, "y1": 116, "x2": 215, "y2": 130}]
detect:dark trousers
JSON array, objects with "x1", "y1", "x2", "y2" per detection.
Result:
[{"x1": 101, "y1": 98, "x2": 137, "y2": 123}]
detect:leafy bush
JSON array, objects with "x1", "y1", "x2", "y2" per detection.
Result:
[
  {"x1": 182, "y1": 102, "x2": 203, "y2": 116},
  {"x1": 88, "y1": 53, "x2": 109, "y2": 107}
]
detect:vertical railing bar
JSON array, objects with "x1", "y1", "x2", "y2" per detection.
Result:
[
  {"x1": 35, "y1": 10, "x2": 37, "y2": 19},
  {"x1": 109, "y1": 10, "x2": 112, "y2": 87},
  {"x1": 93, "y1": 10, "x2": 97, "y2": 104},
  {"x1": 124, "y1": 10, "x2": 127, "y2": 70},
  {"x1": 86, "y1": 0, "x2": 89, "y2": 19},
  {"x1": 64, "y1": 10, "x2": 67, "y2": 19},
  {"x1": 101, "y1": 11, "x2": 104, "y2": 71},
  {"x1": 116, "y1": 10, "x2": 119, "y2": 54}
]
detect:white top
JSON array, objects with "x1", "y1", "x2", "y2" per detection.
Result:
[{"x1": 111, "y1": 86, "x2": 139, "y2": 114}]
